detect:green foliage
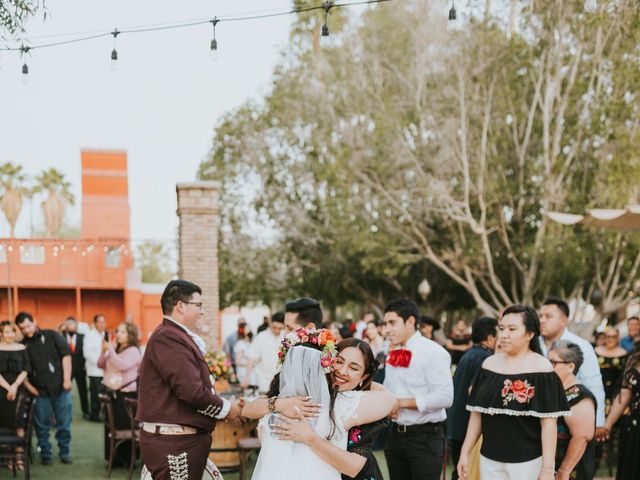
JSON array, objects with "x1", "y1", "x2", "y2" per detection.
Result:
[
  {"x1": 135, "y1": 240, "x2": 175, "y2": 284},
  {"x1": 0, "y1": 0, "x2": 44, "y2": 37}
]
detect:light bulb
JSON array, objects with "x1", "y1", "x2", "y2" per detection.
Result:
[
  {"x1": 447, "y1": 5, "x2": 460, "y2": 31},
  {"x1": 21, "y1": 63, "x2": 29, "y2": 84},
  {"x1": 210, "y1": 39, "x2": 218, "y2": 61},
  {"x1": 110, "y1": 49, "x2": 119, "y2": 71},
  {"x1": 321, "y1": 24, "x2": 329, "y2": 37},
  {"x1": 584, "y1": 0, "x2": 597, "y2": 13}
]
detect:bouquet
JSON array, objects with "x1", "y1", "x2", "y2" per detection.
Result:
[{"x1": 204, "y1": 351, "x2": 237, "y2": 383}]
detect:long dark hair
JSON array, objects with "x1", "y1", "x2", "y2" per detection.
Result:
[
  {"x1": 501, "y1": 305, "x2": 542, "y2": 354},
  {"x1": 266, "y1": 343, "x2": 338, "y2": 439},
  {"x1": 336, "y1": 338, "x2": 378, "y2": 391}
]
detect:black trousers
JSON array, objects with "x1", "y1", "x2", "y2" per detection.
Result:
[
  {"x1": 140, "y1": 430, "x2": 211, "y2": 480},
  {"x1": 384, "y1": 422, "x2": 445, "y2": 480},
  {"x1": 449, "y1": 439, "x2": 462, "y2": 480},
  {"x1": 74, "y1": 372, "x2": 89, "y2": 416},
  {"x1": 88, "y1": 376, "x2": 103, "y2": 421}
]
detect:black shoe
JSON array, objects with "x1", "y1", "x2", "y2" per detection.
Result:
[
  {"x1": 60, "y1": 457, "x2": 73, "y2": 464},
  {"x1": 41, "y1": 458, "x2": 53, "y2": 466}
]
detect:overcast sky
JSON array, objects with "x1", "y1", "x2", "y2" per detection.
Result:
[{"x1": 0, "y1": 0, "x2": 293, "y2": 245}]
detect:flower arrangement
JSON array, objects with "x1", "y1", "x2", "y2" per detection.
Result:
[
  {"x1": 278, "y1": 327, "x2": 338, "y2": 373},
  {"x1": 204, "y1": 351, "x2": 237, "y2": 383}
]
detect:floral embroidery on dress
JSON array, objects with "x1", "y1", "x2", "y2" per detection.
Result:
[
  {"x1": 501, "y1": 378, "x2": 535, "y2": 406},
  {"x1": 348, "y1": 427, "x2": 362, "y2": 447},
  {"x1": 565, "y1": 385, "x2": 580, "y2": 403}
]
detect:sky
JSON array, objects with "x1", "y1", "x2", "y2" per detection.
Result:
[{"x1": 0, "y1": 0, "x2": 294, "y2": 246}]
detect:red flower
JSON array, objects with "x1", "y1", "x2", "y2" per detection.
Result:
[
  {"x1": 526, "y1": 386, "x2": 535, "y2": 398},
  {"x1": 514, "y1": 392, "x2": 529, "y2": 403},
  {"x1": 387, "y1": 349, "x2": 412, "y2": 368},
  {"x1": 511, "y1": 380, "x2": 526, "y2": 394},
  {"x1": 501, "y1": 386, "x2": 509, "y2": 396}
]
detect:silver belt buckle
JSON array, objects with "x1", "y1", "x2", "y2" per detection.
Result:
[{"x1": 397, "y1": 424, "x2": 407, "y2": 433}]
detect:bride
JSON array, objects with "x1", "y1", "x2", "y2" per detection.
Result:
[{"x1": 250, "y1": 328, "x2": 394, "y2": 480}]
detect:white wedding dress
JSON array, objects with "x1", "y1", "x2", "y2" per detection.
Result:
[{"x1": 251, "y1": 347, "x2": 363, "y2": 480}]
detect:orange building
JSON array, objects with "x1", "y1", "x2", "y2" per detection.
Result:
[{"x1": 0, "y1": 150, "x2": 163, "y2": 340}]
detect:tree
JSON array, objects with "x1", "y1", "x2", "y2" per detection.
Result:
[
  {"x1": 201, "y1": 0, "x2": 640, "y2": 322},
  {"x1": 135, "y1": 240, "x2": 175, "y2": 284},
  {"x1": 0, "y1": 162, "x2": 26, "y2": 237},
  {"x1": 35, "y1": 168, "x2": 74, "y2": 238},
  {"x1": 0, "y1": 0, "x2": 44, "y2": 37}
]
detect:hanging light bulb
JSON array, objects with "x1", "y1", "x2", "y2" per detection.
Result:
[
  {"x1": 110, "y1": 29, "x2": 120, "y2": 71},
  {"x1": 210, "y1": 18, "x2": 219, "y2": 61},
  {"x1": 584, "y1": 0, "x2": 597, "y2": 13},
  {"x1": 20, "y1": 45, "x2": 30, "y2": 84},
  {"x1": 321, "y1": 2, "x2": 332, "y2": 39},
  {"x1": 21, "y1": 63, "x2": 29, "y2": 84},
  {"x1": 447, "y1": 1, "x2": 460, "y2": 31}
]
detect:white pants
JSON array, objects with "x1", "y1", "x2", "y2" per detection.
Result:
[{"x1": 479, "y1": 455, "x2": 542, "y2": 480}]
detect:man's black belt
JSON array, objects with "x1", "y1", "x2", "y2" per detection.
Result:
[{"x1": 391, "y1": 421, "x2": 444, "y2": 433}]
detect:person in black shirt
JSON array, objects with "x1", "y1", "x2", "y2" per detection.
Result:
[
  {"x1": 64, "y1": 316, "x2": 89, "y2": 420},
  {"x1": 16, "y1": 311, "x2": 73, "y2": 465},
  {"x1": 447, "y1": 316, "x2": 497, "y2": 480}
]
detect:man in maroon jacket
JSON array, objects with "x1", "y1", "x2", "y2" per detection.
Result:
[{"x1": 137, "y1": 279, "x2": 244, "y2": 479}]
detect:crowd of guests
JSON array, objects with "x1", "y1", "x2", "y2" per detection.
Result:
[{"x1": 0, "y1": 311, "x2": 142, "y2": 471}]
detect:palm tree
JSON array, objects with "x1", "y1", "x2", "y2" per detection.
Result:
[
  {"x1": 35, "y1": 168, "x2": 75, "y2": 238},
  {"x1": 0, "y1": 162, "x2": 27, "y2": 237}
]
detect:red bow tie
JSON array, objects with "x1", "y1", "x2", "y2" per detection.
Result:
[{"x1": 387, "y1": 348, "x2": 412, "y2": 368}]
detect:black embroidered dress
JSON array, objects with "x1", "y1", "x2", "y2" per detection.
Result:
[
  {"x1": 0, "y1": 348, "x2": 32, "y2": 429},
  {"x1": 555, "y1": 384, "x2": 596, "y2": 480},
  {"x1": 616, "y1": 368, "x2": 640, "y2": 480},
  {"x1": 466, "y1": 368, "x2": 570, "y2": 464},
  {"x1": 343, "y1": 418, "x2": 389, "y2": 480}
]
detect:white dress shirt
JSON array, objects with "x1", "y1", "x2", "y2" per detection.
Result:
[
  {"x1": 539, "y1": 329, "x2": 606, "y2": 427},
  {"x1": 247, "y1": 329, "x2": 283, "y2": 393},
  {"x1": 84, "y1": 328, "x2": 104, "y2": 377},
  {"x1": 384, "y1": 331, "x2": 454, "y2": 425}
]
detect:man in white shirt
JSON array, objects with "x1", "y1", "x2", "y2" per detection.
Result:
[
  {"x1": 539, "y1": 297, "x2": 606, "y2": 432},
  {"x1": 84, "y1": 314, "x2": 107, "y2": 421},
  {"x1": 241, "y1": 314, "x2": 285, "y2": 393},
  {"x1": 383, "y1": 298, "x2": 453, "y2": 480}
]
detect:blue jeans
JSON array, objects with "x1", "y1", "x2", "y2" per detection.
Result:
[{"x1": 34, "y1": 390, "x2": 72, "y2": 460}]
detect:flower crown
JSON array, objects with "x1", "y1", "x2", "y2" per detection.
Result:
[{"x1": 277, "y1": 327, "x2": 338, "y2": 374}]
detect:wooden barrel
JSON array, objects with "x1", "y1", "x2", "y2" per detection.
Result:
[{"x1": 209, "y1": 419, "x2": 258, "y2": 468}]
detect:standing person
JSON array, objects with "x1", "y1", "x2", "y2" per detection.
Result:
[
  {"x1": 620, "y1": 316, "x2": 640, "y2": 354},
  {"x1": 240, "y1": 312, "x2": 285, "y2": 393},
  {"x1": 539, "y1": 297, "x2": 606, "y2": 432},
  {"x1": 446, "y1": 320, "x2": 473, "y2": 367},
  {"x1": 15, "y1": 311, "x2": 73, "y2": 466},
  {"x1": 64, "y1": 316, "x2": 89, "y2": 420},
  {"x1": 457, "y1": 305, "x2": 570, "y2": 480},
  {"x1": 233, "y1": 323, "x2": 253, "y2": 386},
  {"x1": 0, "y1": 321, "x2": 31, "y2": 471},
  {"x1": 383, "y1": 298, "x2": 454, "y2": 480},
  {"x1": 599, "y1": 350, "x2": 640, "y2": 480},
  {"x1": 447, "y1": 317, "x2": 497, "y2": 480},
  {"x1": 256, "y1": 316, "x2": 270, "y2": 334},
  {"x1": 136, "y1": 280, "x2": 244, "y2": 480},
  {"x1": 419, "y1": 316, "x2": 441, "y2": 343},
  {"x1": 98, "y1": 322, "x2": 142, "y2": 467},
  {"x1": 549, "y1": 341, "x2": 596, "y2": 480},
  {"x1": 283, "y1": 297, "x2": 323, "y2": 333},
  {"x1": 84, "y1": 314, "x2": 107, "y2": 422},
  {"x1": 222, "y1": 317, "x2": 246, "y2": 373},
  {"x1": 364, "y1": 320, "x2": 385, "y2": 357},
  {"x1": 595, "y1": 327, "x2": 628, "y2": 405}
]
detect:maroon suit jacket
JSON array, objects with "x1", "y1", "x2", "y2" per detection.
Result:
[{"x1": 136, "y1": 318, "x2": 225, "y2": 431}]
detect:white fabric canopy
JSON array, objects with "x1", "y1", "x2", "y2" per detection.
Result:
[{"x1": 546, "y1": 205, "x2": 640, "y2": 231}]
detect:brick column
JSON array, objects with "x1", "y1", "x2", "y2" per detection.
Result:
[{"x1": 176, "y1": 182, "x2": 220, "y2": 350}]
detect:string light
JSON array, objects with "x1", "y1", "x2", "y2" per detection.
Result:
[
  {"x1": 210, "y1": 18, "x2": 219, "y2": 61},
  {"x1": 20, "y1": 45, "x2": 30, "y2": 84},
  {"x1": 584, "y1": 0, "x2": 597, "y2": 13},
  {"x1": 321, "y1": 1, "x2": 334, "y2": 37},
  {"x1": 110, "y1": 29, "x2": 120, "y2": 71}
]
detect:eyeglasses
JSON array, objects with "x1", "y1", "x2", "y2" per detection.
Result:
[
  {"x1": 182, "y1": 301, "x2": 203, "y2": 310},
  {"x1": 549, "y1": 360, "x2": 571, "y2": 367}
]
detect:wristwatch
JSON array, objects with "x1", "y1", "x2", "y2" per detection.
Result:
[{"x1": 267, "y1": 396, "x2": 279, "y2": 414}]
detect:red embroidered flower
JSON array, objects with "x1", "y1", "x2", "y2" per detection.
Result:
[
  {"x1": 501, "y1": 378, "x2": 535, "y2": 406},
  {"x1": 387, "y1": 349, "x2": 412, "y2": 368},
  {"x1": 512, "y1": 380, "x2": 526, "y2": 394}
]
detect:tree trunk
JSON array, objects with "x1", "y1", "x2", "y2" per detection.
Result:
[
  {"x1": 41, "y1": 190, "x2": 66, "y2": 237},
  {"x1": 0, "y1": 188, "x2": 23, "y2": 238}
]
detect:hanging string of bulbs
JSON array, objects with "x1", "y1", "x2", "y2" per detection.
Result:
[{"x1": 2, "y1": 0, "x2": 392, "y2": 84}]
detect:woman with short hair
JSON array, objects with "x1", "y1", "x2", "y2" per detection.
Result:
[{"x1": 549, "y1": 340, "x2": 596, "y2": 480}]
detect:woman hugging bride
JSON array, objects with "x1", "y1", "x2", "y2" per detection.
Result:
[{"x1": 243, "y1": 328, "x2": 395, "y2": 480}]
